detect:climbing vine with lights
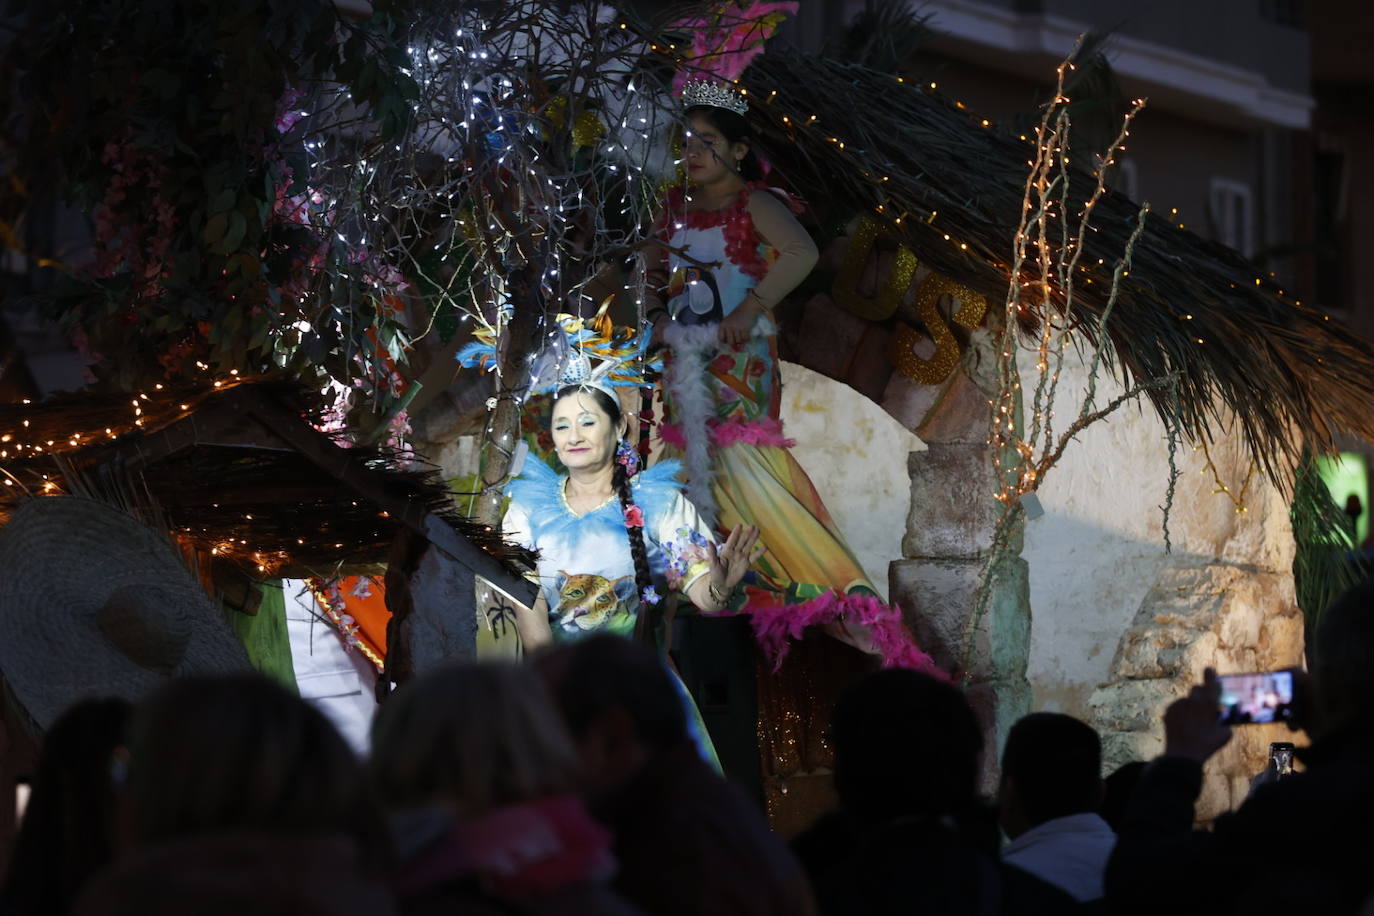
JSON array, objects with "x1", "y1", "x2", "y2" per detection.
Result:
[{"x1": 971, "y1": 56, "x2": 1180, "y2": 677}]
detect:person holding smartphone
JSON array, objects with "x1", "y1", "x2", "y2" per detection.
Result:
[{"x1": 1104, "y1": 581, "x2": 1374, "y2": 915}]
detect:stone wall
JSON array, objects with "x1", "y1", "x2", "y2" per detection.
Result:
[
  {"x1": 1020, "y1": 350, "x2": 1304, "y2": 817},
  {"x1": 886, "y1": 325, "x2": 1034, "y2": 781}
]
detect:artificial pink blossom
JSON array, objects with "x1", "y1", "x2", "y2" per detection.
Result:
[{"x1": 274, "y1": 88, "x2": 307, "y2": 134}]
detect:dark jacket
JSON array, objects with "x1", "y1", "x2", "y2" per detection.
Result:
[
  {"x1": 1107, "y1": 722, "x2": 1374, "y2": 915},
  {"x1": 72, "y1": 832, "x2": 396, "y2": 916},
  {"x1": 795, "y1": 809, "x2": 1079, "y2": 916},
  {"x1": 394, "y1": 796, "x2": 641, "y2": 916},
  {"x1": 594, "y1": 741, "x2": 817, "y2": 916}
]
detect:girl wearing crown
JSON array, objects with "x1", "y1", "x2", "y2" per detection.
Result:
[
  {"x1": 644, "y1": 70, "x2": 943, "y2": 823},
  {"x1": 651, "y1": 79, "x2": 938, "y2": 668}
]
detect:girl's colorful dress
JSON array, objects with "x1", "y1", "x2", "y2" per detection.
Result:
[
  {"x1": 501, "y1": 453, "x2": 721, "y2": 767},
  {"x1": 654, "y1": 182, "x2": 943, "y2": 827}
]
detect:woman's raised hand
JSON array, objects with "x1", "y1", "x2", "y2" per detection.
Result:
[{"x1": 708, "y1": 524, "x2": 765, "y2": 591}]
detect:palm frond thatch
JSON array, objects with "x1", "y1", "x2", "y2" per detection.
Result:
[{"x1": 746, "y1": 52, "x2": 1374, "y2": 483}]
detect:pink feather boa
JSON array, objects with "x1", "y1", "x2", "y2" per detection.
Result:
[
  {"x1": 743, "y1": 590, "x2": 948, "y2": 681},
  {"x1": 659, "y1": 416, "x2": 796, "y2": 450}
]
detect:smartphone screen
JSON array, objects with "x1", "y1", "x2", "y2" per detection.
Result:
[
  {"x1": 1217, "y1": 671, "x2": 1295, "y2": 725},
  {"x1": 1269, "y1": 742, "x2": 1296, "y2": 778}
]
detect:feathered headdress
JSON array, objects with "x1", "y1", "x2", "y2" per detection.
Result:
[
  {"x1": 671, "y1": 1, "x2": 799, "y2": 107},
  {"x1": 456, "y1": 312, "x2": 658, "y2": 401}
]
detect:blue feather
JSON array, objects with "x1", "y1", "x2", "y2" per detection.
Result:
[
  {"x1": 632, "y1": 459, "x2": 687, "y2": 522},
  {"x1": 505, "y1": 451, "x2": 564, "y2": 535},
  {"x1": 504, "y1": 453, "x2": 690, "y2": 547},
  {"x1": 456, "y1": 340, "x2": 495, "y2": 368}
]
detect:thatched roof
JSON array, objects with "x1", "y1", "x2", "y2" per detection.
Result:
[
  {"x1": 0, "y1": 382, "x2": 533, "y2": 583},
  {"x1": 747, "y1": 51, "x2": 1374, "y2": 480}
]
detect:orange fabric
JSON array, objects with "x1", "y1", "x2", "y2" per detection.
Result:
[
  {"x1": 338, "y1": 577, "x2": 390, "y2": 657},
  {"x1": 309, "y1": 577, "x2": 389, "y2": 669}
]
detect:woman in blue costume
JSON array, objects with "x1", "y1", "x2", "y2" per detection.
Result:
[{"x1": 502, "y1": 380, "x2": 762, "y2": 767}]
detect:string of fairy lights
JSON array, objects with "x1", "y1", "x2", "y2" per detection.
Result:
[
  {"x1": 0, "y1": 375, "x2": 240, "y2": 482},
  {"x1": 0, "y1": 371, "x2": 526, "y2": 580},
  {"x1": 959, "y1": 57, "x2": 1169, "y2": 679},
  {"x1": 0, "y1": 375, "x2": 346, "y2": 574}
]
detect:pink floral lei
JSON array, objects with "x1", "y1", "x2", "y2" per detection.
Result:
[{"x1": 658, "y1": 181, "x2": 779, "y2": 282}]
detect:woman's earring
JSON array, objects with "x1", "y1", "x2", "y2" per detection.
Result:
[{"x1": 615, "y1": 438, "x2": 640, "y2": 476}]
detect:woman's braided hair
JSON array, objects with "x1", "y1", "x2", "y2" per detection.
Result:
[{"x1": 553, "y1": 385, "x2": 656, "y2": 645}]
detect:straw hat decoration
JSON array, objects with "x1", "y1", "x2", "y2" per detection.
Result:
[{"x1": 0, "y1": 496, "x2": 251, "y2": 730}]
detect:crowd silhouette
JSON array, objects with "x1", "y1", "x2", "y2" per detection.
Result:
[{"x1": 3, "y1": 579, "x2": 1374, "y2": 915}]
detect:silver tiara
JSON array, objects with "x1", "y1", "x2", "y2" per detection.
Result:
[{"x1": 680, "y1": 78, "x2": 748, "y2": 116}]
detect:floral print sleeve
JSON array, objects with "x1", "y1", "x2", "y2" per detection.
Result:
[{"x1": 656, "y1": 491, "x2": 716, "y2": 594}]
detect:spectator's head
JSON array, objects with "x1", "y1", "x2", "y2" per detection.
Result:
[
  {"x1": 830, "y1": 669, "x2": 982, "y2": 823},
  {"x1": 1, "y1": 697, "x2": 130, "y2": 914},
  {"x1": 1099, "y1": 760, "x2": 1146, "y2": 832},
  {"x1": 1311, "y1": 579, "x2": 1374, "y2": 733},
  {"x1": 999, "y1": 712, "x2": 1103, "y2": 839},
  {"x1": 535, "y1": 634, "x2": 687, "y2": 798},
  {"x1": 126, "y1": 675, "x2": 382, "y2": 854},
  {"x1": 369, "y1": 661, "x2": 580, "y2": 815}
]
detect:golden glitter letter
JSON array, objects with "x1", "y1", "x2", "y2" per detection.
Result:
[
  {"x1": 890, "y1": 274, "x2": 988, "y2": 385},
  {"x1": 831, "y1": 216, "x2": 920, "y2": 321}
]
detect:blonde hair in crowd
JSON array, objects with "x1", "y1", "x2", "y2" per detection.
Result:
[{"x1": 368, "y1": 662, "x2": 581, "y2": 815}]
